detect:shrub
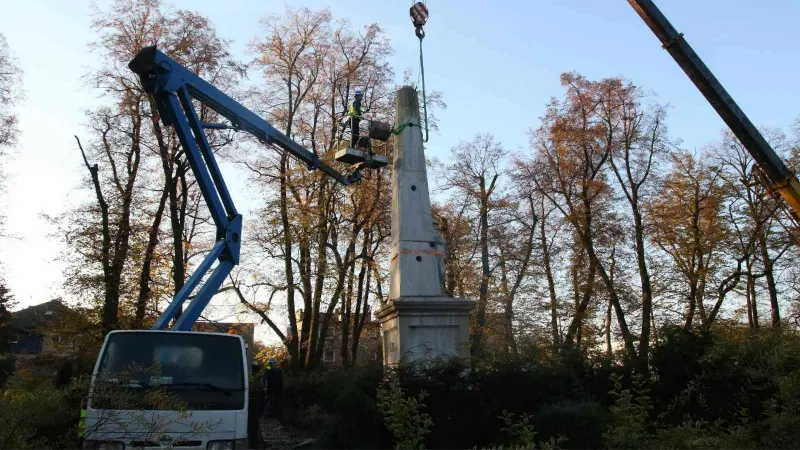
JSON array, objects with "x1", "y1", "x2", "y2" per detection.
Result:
[
  {"x1": 261, "y1": 326, "x2": 800, "y2": 449},
  {"x1": 651, "y1": 419, "x2": 755, "y2": 449},
  {"x1": 493, "y1": 410, "x2": 567, "y2": 450},
  {"x1": 533, "y1": 399, "x2": 607, "y2": 449},
  {"x1": 377, "y1": 369, "x2": 434, "y2": 450},
  {"x1": 0, "y1": 380, "x2": 75, "y2": 449},
  {"x1": 282, "y1": 366, "x2": 389, "y2": 448},
  {"x1": 603, "y1": 373, "x2": 652, "y2": 449}
]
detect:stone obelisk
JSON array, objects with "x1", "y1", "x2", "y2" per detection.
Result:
[{"x1": 375, "y1": 86, "x2": 475, "y2": 365}]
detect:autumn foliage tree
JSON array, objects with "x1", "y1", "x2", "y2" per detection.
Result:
[
  {"x1": 239, "y1": 6, "x2": 394, "y2": 370},
  {"x1": 451, "y1": 71, "x2": 794, "y2": 369},
  {"x1": 647, "y1": 152, "x2": 734, "y2": 331}
]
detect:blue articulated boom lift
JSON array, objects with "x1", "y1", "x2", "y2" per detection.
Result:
[{"x1": 128, "y1": 46, "x2": 364, "y2": 332}]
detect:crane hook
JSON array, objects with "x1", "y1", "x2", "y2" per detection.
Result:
[
  {"x1": 410, "y1": 1, "x2": 430, "y2": 142},
  {"x1": 410, "y1": 1, "x2": 428, "y2": 40}
]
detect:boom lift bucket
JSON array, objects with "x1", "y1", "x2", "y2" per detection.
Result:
[{"x1": 334, "y1": 118, "x2": 391, "y2": 170}]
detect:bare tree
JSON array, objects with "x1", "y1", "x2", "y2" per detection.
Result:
[
  {"x1": 245, "y1": 7, "x2": 394, "y2": 369},
  {"x1": 492, "y1": 175, "x2": 539, "y2": 356},
  {"x1": 433, "y1": 199, "x2": 479, "y2": 300},
  {"x1": 600, "y1": 78, "x2": 670, "y2": 365},
  {"x1": 0, "y1": 33, "x2": 22, "y2": 154},
  {"x1": 647, "y1": 152, "x2": 730, "y2": 331},
  {"x1": 525, "y1": 73, "x2": 638, "y2": 362},
  {"x1": 536, "y1": 197, "x2": 564, "y2": 351},
  {"x1": 73, "y1": 96, "x2": 143, "y2": 335},
  {"x1": 53, "y1": 0, "x2": 239, "y2": 333},
  {"x1": 0, "y1": 33, "x2": 24, "y2": 233},
  {"x1": 438, "y1": 133, "x2": 508, "y2": 359},
  {"x1": 717, "y1": 130, "x2": 793, "y2": 327}
]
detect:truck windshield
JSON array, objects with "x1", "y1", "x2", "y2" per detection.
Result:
[{"x1": 92, "y1": 332, "x2": 245, "y2": 411}]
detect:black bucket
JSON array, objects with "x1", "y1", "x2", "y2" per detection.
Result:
[{"x1": 369, "y1": 120, "x2": 393, "y2": 142}]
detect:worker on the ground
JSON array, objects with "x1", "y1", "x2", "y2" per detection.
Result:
[
  {"x1": 77, "y1": 397, "x2": 87, "y2": 439},
  {"x1": 54, "y1": 358, "x2": 75, "y2": 389},
  {"x1": 261, "y1": 358, "x2": 284, "y2": 418},
  {"x1": 348, "y1": 89, "x2": 364, "y2": 147}
]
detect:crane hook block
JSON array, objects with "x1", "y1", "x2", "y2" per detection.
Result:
[{"x1": 410, "y1": 2, "x2": 429, "y2": 28}]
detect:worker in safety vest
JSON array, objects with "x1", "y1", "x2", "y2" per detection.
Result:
[
  {"x1": 348, "y1": 89, "x2": 364, "y2": 147},
  {"x1": 77, "y1": 404, "x2": 86, "y2": 438}
]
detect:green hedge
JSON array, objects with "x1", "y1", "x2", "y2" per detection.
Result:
[{"x1": 272, "y1": 326, "x2": 800, "y2": 449}]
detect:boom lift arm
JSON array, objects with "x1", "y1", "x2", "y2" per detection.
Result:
[
  {"x1": 628, "y1": 0, "x2": 800, "y2": 218},
  {"x1": 128, "y1": 46, "x2": 360, "y2": 332}
]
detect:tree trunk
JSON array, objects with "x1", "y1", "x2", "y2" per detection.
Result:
[
  {"x1": 148, "y1": 98, "x2": 181, "y2": 322},
  {"x1": 565, "y1": 252, "x2": 594, "y2": 350},
  {"x1": 684, "y1": 276, "x2": 697, "y2": 331},
  {"x1": 298, "y1": 237, "x2": 312, "y2": 362},
  {"x1": 704, "y1": 261, "x2": 743, "y2": 330},
  {"x1": 350, "y1": 243, "x2": 370, "y2": 365},
  {"x1": 541, "y1": 215, "x2": 560, "y2": 350},
  {"x1": 306, "y1": 178, "x2": 330, "y2": 369},
  {"x1": 340, "y1": 260, "x2": 356, "y2": 369},
  {"x1": 684, "y1": 195, "x2": 703, "y2": 331},
  {"x1": 170, "y1": 168, "x2": 187, "y2": 322},
  {"x1": 578, "y1": 192, "x2": 637, "y2": 362},
  {"x1": 103, "y1": 276, "x2": 120, "y2": 335},
  {"x1": 632, "y1": 207, "x2": 653, "y2": 367},
  {"x1": 696, "y1": 253, "x2": 708, "y2": 324},
  {"x1": 588, "y1": 246, "x2": 637, "y2": 363},
  {"x1": 605, "y1": 295, "x2": 612, "y2": 357},
  {"x1": 79, "y1": 136, "x2": 112, "y2": 336},
  {"x1": 150, "y1": 109, "x2": 186, "y2": 323},
  {"x1": 497, "y1": 245, "x2": 517, "y2": 357},
  {"x1": 758, "y1": 234, "x2": 781, "y2": 326},
  {"x1": 608, "y1": 119, "x2": 658, "y2": 369},
  {"x1": 745, "y1": 257, "x2": 758, "y2": 328},
  {"x1": 77, "y1": 104, "x2": 142, "y2": 337},
  {"x1": 444, "y1": 217, "x2": 458, "y2": 297},
  {"x1": 650, "y1": 308, "x2": 658, "y2": 348},
  {"x1": 314, "y1": 240, "x2": 355, "y2": 366},
  {"x1": 745, "y1": 273, "x2": 753, "y2": 327},
  {"x1": 279, "y1": 154, "x2": 300, "y2": 366},
  {"x1": 135, "y1": 183, "x2": 169, "y2": 328},
  {"x1": 471, "y1": 180, "x2": 492, "y2": 359}
]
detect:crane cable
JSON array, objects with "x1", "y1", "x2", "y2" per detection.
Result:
[{"x1": 418, "y1": 29, "x2": 429, "y2": 143}]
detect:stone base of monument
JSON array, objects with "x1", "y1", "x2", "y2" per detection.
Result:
[{"x1": 376, "y1": 297, "x2": 475, "y2": 365}]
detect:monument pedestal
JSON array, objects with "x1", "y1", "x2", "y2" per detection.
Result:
[{"x1": 376, "y1": 297, "x2": 475, "y2": 365}]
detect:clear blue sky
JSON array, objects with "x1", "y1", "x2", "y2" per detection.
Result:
[{"x1": 2, "y1": 0, "x2": 800, "y2": 312}]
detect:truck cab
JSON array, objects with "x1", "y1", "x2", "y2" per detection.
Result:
[{"x1": 82, "y1": 330, "x2": 249, "y2": 449}]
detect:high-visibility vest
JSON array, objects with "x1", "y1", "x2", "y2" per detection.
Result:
[
  {"x1": 348, "y1": 102, "x2": 362, "y2": 119},
  {"x1": 78, "y1": 409, "x2": 86, "y2": 437}
]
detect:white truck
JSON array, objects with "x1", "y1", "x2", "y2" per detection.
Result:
[{"x1": 82, "y1": 330, "x2": 250, "y2": 450}]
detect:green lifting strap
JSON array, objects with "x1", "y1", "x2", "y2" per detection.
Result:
[
  {"x1": 392, "y1": 121, "x2": 417, "y2": 136},
  {"x1": 392, "y1": 32, "x2": 429, "y2": 142},
  {"x1": 393, "y1": 31, "x2": 430, "y2": 141},
  {"x1": 418, "y1": 35, "x2": 430, "y2": 143}
]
